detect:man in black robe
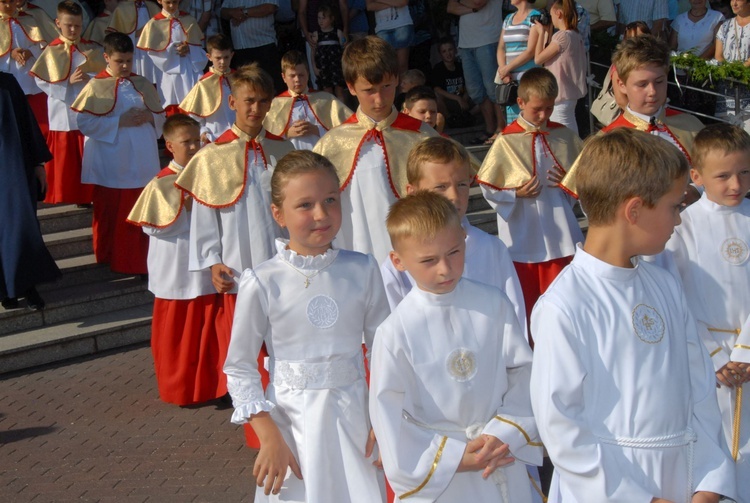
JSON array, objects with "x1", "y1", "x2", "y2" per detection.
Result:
[{"x1": 0, "y1": 71, "x2": 60, "y2": 310}]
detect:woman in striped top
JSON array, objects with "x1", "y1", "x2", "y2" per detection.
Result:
[{"x1": 496, "y1": 0, "x2": 541, "y2": 126}]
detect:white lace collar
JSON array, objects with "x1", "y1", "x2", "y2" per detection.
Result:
[{"x1": 275, "y1": 238, "x2": 339, "y2": 270}]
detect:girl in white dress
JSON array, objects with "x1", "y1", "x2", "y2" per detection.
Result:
[{"x1": 223, "y1": 150, "x2": 389, "y2": 502}]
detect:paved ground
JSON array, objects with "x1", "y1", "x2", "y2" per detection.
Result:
[{"x1": 0, "y1": 343, "x2": 258, "y2": 502}]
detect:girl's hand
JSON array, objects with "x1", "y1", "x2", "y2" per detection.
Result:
[{"x1": 254, "y1": 434, "x2": 303, "y2": 495}]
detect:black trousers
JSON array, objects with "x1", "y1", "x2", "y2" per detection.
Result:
[{"x1": 232, "y1": 43, "x2": 284, "y2": 94}]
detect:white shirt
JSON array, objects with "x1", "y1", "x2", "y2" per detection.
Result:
[
  {"x1": 373, "y1": 6, "x2": 412, "y2": 33},
  {"x1": 457, "y1": 0, "x2": 503, "y2": 49},
  {"x1": 224, "y1": 240, "x2": 388, "y2": 502},
  {"x1": 0, "y1": 18, "x2": 43, "y2": 95},
  {"x1": 370, "y1": 278, "x2": 542, "y2": 502},
  {"x1": 187, "y1": 75, "x2": 234, "y2": 142},
  {"x1": 34, "y1": 48, "x2": 89, "y2": 131},
  {"x1": 286, "y1": 99, "x2": 325, "y2": 150},
  {"x1": 380, "y1": 217, "x2": 527, "y2": 336},
  {"x1": 672, "y1": 9, "x2": 724, "y2": 56},
  {"x1": 77, "y1": 79, "x2": 165, "y2": 188},
  {"x1": 530, "y1": 246, "x2": 736, "y2": 502}
]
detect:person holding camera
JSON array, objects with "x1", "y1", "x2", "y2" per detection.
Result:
[
  {"x1": 531, "y1": 0, "x2": 587, "y2": 134},
  {"x1": 496, "y1": 0, "x2": 542, "y2": 127}
]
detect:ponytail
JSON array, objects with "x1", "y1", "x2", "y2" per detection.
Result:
[{"x1": 550, "y1": 0, "x2": 578, "y2": 32}]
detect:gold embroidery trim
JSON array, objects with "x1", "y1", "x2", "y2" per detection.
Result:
[
  {"x1": 494, "y1": 416, "x2": 544, "y2": 447},
  {"x1": 400, "y1": 436, "x2": 447, "y2": 499},
  {"x1": 708, "y1": 328, "x2": 741, "y2": 335},
  {"x1": 735, "y1": 344, "x2": 750, "y2": 350},
  {"x1": 710, "y1": 347, "x2": 723, "y2": 357},
  {"x1": 528, "y1": 471, "x2": 548, "y2": 502},
  {"x1": 732, "y1": 386, "x2": 743, "y2": 461}
]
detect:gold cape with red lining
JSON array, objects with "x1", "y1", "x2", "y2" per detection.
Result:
[
  {"x1": 127, "y1": 162, "x2": 189, "y2": 228},
  {"x1": 178, "y1": 67, "x2": 232, "y2": 117},
  {"x1": 83, "y1": 11, "x2": 111, "y2": 45},
  {"x1": 71, "y1": 68, "x2": 163, "y2": 115},
  {"x1": 175, "y1": 125, "x2": 294, "y2": 208},
  {"x1": 560, "y1": 107, "x2": 704, "y2": 196},
  {"x1": 17, "y1": 3, "x2": 57, "y2": 43},
  {"x1": 477, "y1": 119, "x2": 583, "y2": 191},
  {"x1": 30, "y1": 37, "x2": 105, "y2": 83},
  {"x1": 263, "y1": 89, "x2": 353, "y2": 136},
  {"x1": 107, "y1": 0, "x2": 160, "y2": 35},
  {"x1": 136, "y1": 11, "x2": 203, "y2": 52},
  {"x1": 0, "y1": 12, "x2": 46, "y2": 57},
  {"x1": 312, "y1": 107, "x2": 437, "y2": 198}
]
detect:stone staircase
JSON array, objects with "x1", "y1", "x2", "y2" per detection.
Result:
[
  {"x1": 0, "y1": 126, "x2": 586, "y2": 374},
  {"x1": 0, "y1": 204, "x2": 153, "y2": 373}
]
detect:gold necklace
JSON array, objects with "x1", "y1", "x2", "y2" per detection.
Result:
[{"x1": 281, "y1": 257, "x2": 333, "y2": 288}]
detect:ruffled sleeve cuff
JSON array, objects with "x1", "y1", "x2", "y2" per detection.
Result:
[{"x1": 230, "y1": 400, "x2": 276, "y2": 425}]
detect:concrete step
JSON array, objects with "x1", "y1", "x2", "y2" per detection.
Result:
[
  {"x1": 37, "y1": 204, "x2": 92, "y2": 234},
  {"x1": 37, "y1": 254, "x2": 123, "y2": 293},
  {"x1": 0, "y1": 276, "x2": 152, "y2": 337},
  {"x1": 0, "y1": 304, "x2": 152, "y2": 374},
  {"x1": 43, "y1": 227, "x2": 93, "y2": 260},
  {"x1": 466, "y1": 144, "x2": 490, "y2": 164}
]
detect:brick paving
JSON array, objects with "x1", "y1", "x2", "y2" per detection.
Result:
[{"x1": 0, "y1": 343, "x2": 258, "y2": 502}]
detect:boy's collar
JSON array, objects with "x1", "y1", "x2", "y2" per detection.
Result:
[
  {"x1": 625, "y1": 105, "x2": 665, "y2": 125},
  {"x1": 357, "y1": 106, "x2": 398, "y2": 130},
  {"x1": 517, "y1": 114, "x2": 547, "y2": 132},
  {"x1": 231, "y1": 123, "x2": 264, "y2": 141},
  {"x1": 160, "y1": 8, "x2": 178, "y2": 18}
]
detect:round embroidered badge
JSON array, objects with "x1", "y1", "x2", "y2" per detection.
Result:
[
  {"x1": 306, "y1": 295, "x2": 339, "y2": 329},
  {"x1": 446, "y1": 348, "x2": 477, "y2": 382},
  {"x1": 632, "y1": 304, "x2": 665, "y2": 344},
  {"x1": 721, "y1": 238, "x2": 749, "y2": 266}
]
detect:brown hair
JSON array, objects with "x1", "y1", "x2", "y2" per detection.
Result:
[
  {"x1": 103, "y1": 32, "x2": 133, "y2": 55},
  {"x1": 518, "y1": 67, "x2": 558, "y2": 102},
  {"x1": 548, "y1": 0, "x2": 578, "y2": 31},
  {"x1": 162, "y1": 113, "x2": 199, "y2": 140},
  {"x1": 270, "y1": 150, "x2": 340, "y2": 207},
  {"x1": 691, "y1": 123, "x2": 750, "y2": 172},
  {"x1": 229, "y1": 63, "x2": 275, "y2": 98},
  {"x1": 386, "y1": 191, "x2": 462, "y2": 250},
  {"x1": 612, "y1": 35, "x2": 669, "y2": 85},
  {"x1": 342, "y1": 36, "x2": 399, "y2": 85},
  {"x1": 57, "y1": 0, "x2": 82, "y2": 16},
  {"x1": 403, "y1": 86, "x2": 437, "y2": 110},
  {"x1": 406, "y1": 137, "x2": 472, "y2": 185},
  {"x1": 281, "y1": 49, "x2": 307, "y2": 73},
  {"x1": 206, "y1": 33, "x2": 233, "y2": 53},
  {"x1": 576, "y1": 128, "x2": 688, "y2": 225}
]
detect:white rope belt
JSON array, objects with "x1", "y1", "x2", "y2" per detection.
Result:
[
  {"x1": 403, "y1": 411, "x2": 511, "y2": 503},
  {"x1": 596, "y1": 428, "x2": 697, "y2": 503},
  {"x1": 317, "y1": 40, "x2": 339, "y2": 46},
  {"x1": 270, "y1": 350, "x2": 364, "y2": 390}
]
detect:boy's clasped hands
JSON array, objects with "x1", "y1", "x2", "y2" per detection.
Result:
[
  {"x1": 119, "y1": 108, "x2": 155, "y2": 128},
  {"x1": 459, "y1": 434, "x2": 515, "y2": 480}
]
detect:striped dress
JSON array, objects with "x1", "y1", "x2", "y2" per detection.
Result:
[{"x1": 501, "y1": 9, "x2": 540, "y2": 121}]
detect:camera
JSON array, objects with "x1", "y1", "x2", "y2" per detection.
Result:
[{"x1": 529, "y1": 9, "x2": 551, "y2": 26}]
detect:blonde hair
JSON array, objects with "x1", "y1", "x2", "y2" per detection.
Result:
[
  {"x1": 270, "y1": 150, "x2": 339, "y2": 207},
  {"x1": 612, "y1": 35, "x2": 669, "y2": 85},
  {"x1": 342, "y1": 36, "x2": 399, "y2": 85},
  {"x1": 386, "y1": 191, "x2": 462, "y2": 250},
  {"x1": 692, "y1": 123, "x2": 750, "y2": 172},
  {"x1": 162, "y1": 113, "x2": 199, "y2": 140},
  {"x1": 229, "y1": 63, "x2": 274, "y2": 99},
  {"x1": 406, "y1": 137, "x2": 472, "y2": 185},
  {"x1": 518, "y1": 67, "x2": 558, "y2": 102},
  {"x1": 576, "y1": 128, "x2": 688, "y2": 225}
]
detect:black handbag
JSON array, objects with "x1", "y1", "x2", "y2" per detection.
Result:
[{"x1": 495, "y1": 80, "x2": 519, "y2": 107}]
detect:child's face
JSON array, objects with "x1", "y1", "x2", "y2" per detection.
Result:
[
  {"x1": 347, "y1": 74, "x2": 398, "y2": 122},
  {"x1": 617, "y1": 63, "x2": 668, "y2": 117},
  {"x1": 104, "y1": 51, "x2": 133, "y2": 77},
  {"x1": 282, "y1": 64, "x2": 309, "y2": 95},
  {"x1": 407, "y1": 160, "x2": 472, "y2": 218},
  {"x1": 406, "y1": 99, "x2": 438, "y2": 128},
  {"x1": 271, "y1": 170, "x2": 342, "y2": 256},
  {"x1": 439, "y1": 43, "x2": 456, "y2": 64},
  {"x1": 317, "y1": 11, "x2": 333, "y2": 30},
  {"x1": 0, "y1": 0, "x2": 16, "y2": 16},
  {"x1": 691, "y1": 149, "x2": 750, "y2": 207},
  {"x1": 160, "y1": 0, "x2": 179, "y2": 14},
  {"x1": 518, "y1": 94, "x2": 555, "y2": 127},
  {"x1": 56, "y1": 13, "x2": 83, "y2": 40},
  {"x1": 229, "y1": 83, "x2": 272, "y2": 133},
  {"x1": 165, "y1": 125, "x2": 201, "y2": 167},
  {"x1": 208, "y1": 48, "x2": 233, "y2": 74},
  {"x1": 390, "y1": 223, "x2": 466, "y2": 295},
  {"x1": 631, "y1": 176, "x2": 687, "y2": 256}
]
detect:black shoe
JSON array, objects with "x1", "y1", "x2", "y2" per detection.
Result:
[
  {"x1": 25, "y1": 288, "x2": 45, "y2": 311},
  {"x1": 2, "y1": 297, "x2": 19, "y2": 309}
]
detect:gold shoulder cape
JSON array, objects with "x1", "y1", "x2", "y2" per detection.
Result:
[
  {"x1": 263, "y1": 89, "x2": 353, "y2": 136},
  {"x1": 178, "y1": 68, "x2": 231, "y2": 117},
  {"x1": 108, "y1": 0, "x2": 161, "y2": 35},
  {"x1": 71, "y1": 69, "x2": 164, "y2": 115},
  {"x1": 477, "y1": 119, "x2": 583, "y2": 190},
  {"x1": 83, "y1": 13, "x2": 111, "y2": 45},
  {"x1": 560, "y1": 108, "x2": 704, "y2": 195},
  {"x1": 127, "y1": 163, "x2": 186, "y2": 228},
  {"x1": 30, "y1": 37, "x2": 105, "y2": 83},
  {"x1": 19, "y1": 4, "x2": 57, "y2": 43},
  {"x1": 0, "y1": 13, "x2": 46, "y2": 57},
  {"x1": 175, "y1": 125, "x2": 294, "y2": 208},
  {"x1": 312, "y1": 107, "x2": 437, "y2": 198},
  {"x1": 136, "y1": 12, "x2": 203, "y2": 52}
]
